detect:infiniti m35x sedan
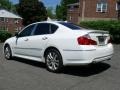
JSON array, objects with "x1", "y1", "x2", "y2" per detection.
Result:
[{"x1": 3, "y1": 21, "x2": 114, "y2": 72}]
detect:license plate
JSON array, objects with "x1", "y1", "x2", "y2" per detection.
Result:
[{"x1": 97, "y1": 36, "x2": 107, "y2": 45}]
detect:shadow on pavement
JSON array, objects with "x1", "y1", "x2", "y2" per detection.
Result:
[
  {"x1": 13, "y1": 58, "x2": 111, "y2": 77},
  {"x1": 63, "y1": 63, "x2": 111, "y2": 77},
  {"x1": 13, "y1": 57, "x2": 46, "y2": 68}
]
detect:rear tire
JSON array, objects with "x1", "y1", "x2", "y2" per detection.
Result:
[
  {"x1": 45, "y1": 49, "x2": 63, "y2": 73},
  {"x1": 4, "y1": 45, "x2": 12, "y2": 60}
]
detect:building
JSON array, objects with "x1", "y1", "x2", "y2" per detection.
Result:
[
  {"x1": 0, "y1": 9, "x2": 23, "y2": 34},
  {"x1": 67, "y1": 0, "x2": 120, "y2": 24}
]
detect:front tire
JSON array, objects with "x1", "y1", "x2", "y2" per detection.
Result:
[
  {"x1": 45, "y1": 49, "x2": 63, "y2": 73},
  {"x1": 4, "y1": 45, "x2": 12, "y2": 60}
]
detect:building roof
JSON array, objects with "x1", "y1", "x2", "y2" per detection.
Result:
[
  {"x1": 67, "y1": 3, "x2": 79, "y2": 7},
  {"x1": 0, "y1": 9, "x2": 22, "y2": 19}
]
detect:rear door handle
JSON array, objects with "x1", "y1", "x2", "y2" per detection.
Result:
[
  {"x1": 24, "y1": 38, "x2": 29, "y2": 41},
  {"x1": 42, "y1": 37, "x2": 48, "y2": 40}
]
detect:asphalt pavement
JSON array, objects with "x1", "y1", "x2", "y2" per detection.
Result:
[{"x1": 0, "y1": 43, "x2": 120, "y2": 90}]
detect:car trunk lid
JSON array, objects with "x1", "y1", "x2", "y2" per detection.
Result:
[
  {"x1": 72, "y1": 29, "x2": 110, "y2": 46},
  {"x1": 88, "y1": 30, "x2": 110, "y2": 46}
]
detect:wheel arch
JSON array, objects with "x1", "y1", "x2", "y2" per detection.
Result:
[
  {"x1": 43, "y1": 46, "x2": 64, "y2": 72},
  {"x1": 43, "y1": 46, "x2": 62, "y2": 58},
  {"x1": 3, "y1": 43, "x2": 13, "y2": 59},
  {"x1": 3, "y1": 43, "x2": 12, "y2": 55},
  {"x1": 4, "y1": 43, "x2": 10, "y2": 48}
]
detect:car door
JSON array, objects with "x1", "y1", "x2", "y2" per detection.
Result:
[
  {"x1": 25, "y1": 23, "x2": 50, "y2": 59},
  {"x1": 14, "y1": 24, "x2": 36, "y2": 56}
]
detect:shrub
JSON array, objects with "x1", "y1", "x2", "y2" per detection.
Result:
[
  {"x1": 80, "y1": 20, "x2": 120, "y2": 44},
  {"x1": 0, "y1": 31, "x2": 12, "y2": 42}
]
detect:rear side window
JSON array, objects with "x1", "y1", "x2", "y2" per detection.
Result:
[
  {"x1": 59, "y1": 22, "x2": 81, "y2": 30},
  {"x1": 50, "y1": 24, "x2": 58, "y2": 34},
  {"x1": 34, "y1": 23, "x2": 50, "y2": 35}
]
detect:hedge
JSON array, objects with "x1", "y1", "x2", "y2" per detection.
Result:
[
  {"x1": 0, "y1": 31, "x2": 12, "y2": 42},
  {"x1": 80, "y1": 20, "x2": 120, "y2": 44}
]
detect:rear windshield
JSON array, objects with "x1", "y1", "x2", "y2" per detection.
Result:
[{"x1": 59, "y1": 22, "x2": 81, "y2": 30}]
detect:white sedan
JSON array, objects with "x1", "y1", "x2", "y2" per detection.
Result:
[{"x1": 3, "y1": 21, "x2": 114, "y2": 72}]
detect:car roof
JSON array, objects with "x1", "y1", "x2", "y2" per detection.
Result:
[{"x1": 31, "y1": 21, "x2": 66, "y2": 24}]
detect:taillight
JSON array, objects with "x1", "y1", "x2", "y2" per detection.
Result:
[
  {"x1": 108, "y1": 36, "x2": 112, "y2": 43},
  {"x1": 77, "y1": 36, "x2": 97, "y2": 45}
]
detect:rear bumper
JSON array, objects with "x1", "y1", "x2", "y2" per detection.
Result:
[
  {"x1": 62, "y1": 44, "x2": 114, "y2": 66},
  {"x1": 92, "y1": 54, "x2": 112, "y2": 63}
]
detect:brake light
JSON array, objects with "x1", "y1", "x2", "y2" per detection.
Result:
[
  {"x1": 77, "y1": 36, "x2": 97, "y2": 45},
  {"x1": 108, "y1": 36, "x2": 112, "y2": 43}
]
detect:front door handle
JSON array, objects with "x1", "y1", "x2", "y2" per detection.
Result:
[
  {"x1": 24, "y1": 38, "x2": 29, "y2": 41},
  {"x1": 42, "y1": 37, "x2": 48, "y2": 40}
]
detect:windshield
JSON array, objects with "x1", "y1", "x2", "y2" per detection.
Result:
[{"x1": 59, "y1": 22, "x2": 81, "y2": 30}]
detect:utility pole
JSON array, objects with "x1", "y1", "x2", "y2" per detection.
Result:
[{"x1": 81, "y1": 0, "x2": 85, "y2": 21}]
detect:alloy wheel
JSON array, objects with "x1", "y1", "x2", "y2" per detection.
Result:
[
  {"x1": 4, "y1": 46, "x2": 12, "y2": 60},
  {"x1": 45, "y1": 49, "x2": 63, "y2": 72}
]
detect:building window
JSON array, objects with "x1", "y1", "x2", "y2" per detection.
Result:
[
  {"x1": 0, "y1": 26, "x2": 7, "y2": 31},
  {"x1": 116, "y1": 2, "x2": 120, "y2": 11},
  {"x1": 0, "y1": 17, "x2": 8, "y2": 22},
  {"x1": 96, "y1": 2, "x2": 107, "y2": 12},
  {"x1": 0, "y1": 17, "x2": 5, "y2": 22},
  {"x1": 68, "y1": 5, "x2": 79, "y2": 11},
  {"x1": 68, "y1": 6, "x2": 74, "y2": 11}
]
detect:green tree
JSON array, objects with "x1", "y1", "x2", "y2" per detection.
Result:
[
  {"x1": 56, "y1": 5, "x2": 62, "y2": 20},
  {"x1": 17, "y1": 0, "x2": 47, "y2": 25},
  {"x1": 47, "y1": 7, "x2": 55, "y2": 19},
  {"x1": 0, "y1": 0, "x2": 16, "y2": 11},
  {"x1": 56, "y1": 0, "x2": 79, "y2": 20}
]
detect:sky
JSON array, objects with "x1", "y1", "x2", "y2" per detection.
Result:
[{"x1": 9, "y1": 0, "x2": 61, "y2": 9}]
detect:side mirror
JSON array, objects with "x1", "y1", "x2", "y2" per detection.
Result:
[{"x1": 15, "y1": 32, "x2": 19, "y2": 37}]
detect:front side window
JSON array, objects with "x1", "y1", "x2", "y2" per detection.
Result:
[
  {"x1": 18, "y1": 24, "x2": 35, "y2": 37},
  {"x1": 96, "y1": 2, "x2": 107, "y2": 12},
  {"x1": 34, "y1": 23, "x2": 50, "y2": 35}
]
